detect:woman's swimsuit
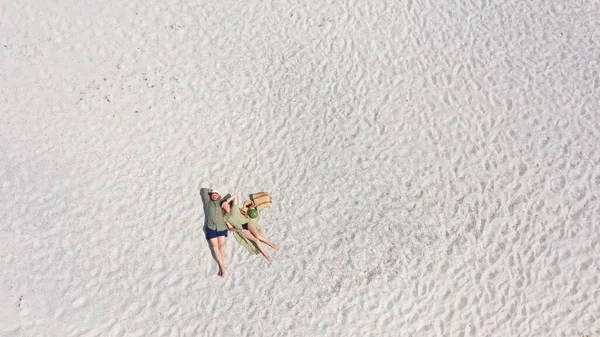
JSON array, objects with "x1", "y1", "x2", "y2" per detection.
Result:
[{"x1": 224, "y1": 205, "x2": 250, "y2": 231}]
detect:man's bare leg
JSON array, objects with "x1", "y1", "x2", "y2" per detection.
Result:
[
  {"x1": 218, "y1": 235, "x2": 226, "y2": 273},
  {"x1": 210, "y1": 238, "x2": 226, "y2": 277}
]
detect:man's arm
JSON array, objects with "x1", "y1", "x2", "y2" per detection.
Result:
[{"x1": 201, "y1": 188, "x2": 212, "y2": 202}]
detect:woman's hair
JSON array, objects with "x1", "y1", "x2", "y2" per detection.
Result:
[{"x1": 220, "y1": 199, "x2": 234, "y2": 215}]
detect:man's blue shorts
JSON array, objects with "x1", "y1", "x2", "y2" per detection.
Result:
[{"x1": 206, "y1": 227, "x2": 228, "y2": 240}]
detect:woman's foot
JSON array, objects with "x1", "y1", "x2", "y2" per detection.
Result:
[
  {"x1": 218, "y1": 267, "x2": 227, "y2": 278},
  {"x1": 274, "y1": 245, "x2": 280, "y2": 252},
  {"x1": 265, "y1": 255, "x2": 273, "y2": 263}
]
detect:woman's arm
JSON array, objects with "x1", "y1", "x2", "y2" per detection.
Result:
[
  {"x1": 225, "y1": 221, "x2": 241, "y2": 233},
  {"x1": 226, "y1": 194, "x2": 238, "y2": 205}
]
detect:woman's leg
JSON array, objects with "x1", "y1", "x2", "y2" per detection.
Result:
[
  {"x1": 247, "y1": 222, "x2": 279, "y2": 251},
  {"x1": 210, "y1": 237, "x2": 226, "y2": 277},
  {"x1": 242, "y1": 230, "x2": 272, "y2": 262}
]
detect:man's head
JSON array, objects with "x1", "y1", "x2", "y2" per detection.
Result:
[{"x1": 209, "y1": 190, "x2": 221, "y2": 201}]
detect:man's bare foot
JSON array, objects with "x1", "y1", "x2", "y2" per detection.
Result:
[{"x1": 218, "y1": 267, "x2": 227, "y2": 278}]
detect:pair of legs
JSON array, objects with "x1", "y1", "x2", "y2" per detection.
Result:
[
  {"x1": 207, "y1": 229, "x2": 228, "y2": 278},
  {"x1": 241, "y1": 221, "x2": 279, "y2": 262}
]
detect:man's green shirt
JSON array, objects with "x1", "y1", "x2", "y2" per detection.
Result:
[{"x1": 204, "y1": 189, "x2": 227, "y2": 231}]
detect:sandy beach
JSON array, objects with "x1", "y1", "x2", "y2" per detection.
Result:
[{"x1": 1, "y1": 0, "x2": 599, "y2": 336}]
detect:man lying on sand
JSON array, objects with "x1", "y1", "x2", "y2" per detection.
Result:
[
  {"x1": 203, "y1": 188, "x2": 228, "y2": 278},
  {"x1": 221, "y1": 194, "x2": 279, "y2": 262}
]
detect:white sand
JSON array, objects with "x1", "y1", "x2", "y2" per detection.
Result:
[{"x1": 2, "y1": 0, "x2": 600, "y2": 336}]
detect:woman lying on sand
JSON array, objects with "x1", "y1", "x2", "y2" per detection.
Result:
[{"x1": 221, "y1": 194, "x2": 279, "y2": 262}]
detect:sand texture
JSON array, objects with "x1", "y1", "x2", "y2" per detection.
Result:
[{"x1": 1, "y1": 0, "x2": 600, "y2": 336}]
